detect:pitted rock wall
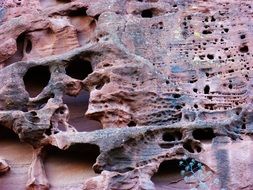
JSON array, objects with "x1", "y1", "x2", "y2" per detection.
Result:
[{"x1": 0, "y1": 0, "x2": 253, "y2": 190}]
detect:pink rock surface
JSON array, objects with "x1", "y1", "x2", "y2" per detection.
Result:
[{"x1": 0, "y1": 0, "x2": 253, "y2": 189}]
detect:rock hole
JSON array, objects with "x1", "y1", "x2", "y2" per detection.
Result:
[
  {"x1": 0, "y1": 126, "x2": 33, "y2": 189},
  {"x1": 151, "y1": 160, "x2": 189, "y2": 189},
  {"x1": 95, "y1": 77, "x2": 110, "y2": 90},
  {"x1": 26, "y1": 111, "x2": 40, "y2": 123},
  {"x1": 68, "y1": 8, "x2": 87, "y2": 17},
  {"x1": 63, "y1": 90, "x2": 103, "y2": 132},
  {"x1": 172, "y1": 94, "x2": 181, "y2": 98},
  {"x1": 66, "y1": 58, "x2": 92, "y2": 80},
  {"x1": 207, "y1": 54, "x2": 214, "y2": 59},
  {"x1": 239, "y1": 44, "x2": 249, "y2": 53},
  {"x1": 202, "y1": 30, "x2": 212, "y2": 34},
  {"x1": 240, "y1": 34, "x2": 246, "y2": 39},
  {"x1": 23, "y1": 65, "x2": 51, "y2": 97},
  {"x1": 0, "y1": 125, "x2": 19, "y2": 140},
  {"x1": 141, "y1": 9, "x2": 153, "y2": 18},
  {"x1": 193, "y1": 128, "x2": 215, "y2": 141},
  {"x1": 44, "y1": 143, "x2": 100, "y2": 188},
  {"x1": 183, "y1": 141, "x2": 194, "y2": 153},
  {"x1": 211, "y1": 16, "x2": 216, "y2": 22},
  {"x1": 163, "y1": 131, "x2": 182, "y2": 141},
  {"x1": 25, "y1": 39, "x2": 32, "y2": 54},
  {"x1": 162, "y1": 133, "x2": 175, "y2": 141},
  {"x1": 204, "y1": 85, "x2": 210, "y2": 94},
  {"x1": 224, "y1": 28, "x2": 229, "y2": 33},
  {"x1": 127, "y1": 121, "x2": 137, "y2": 127},
  {"x1": 4, "y1": 32, "x2": 25, "y2": 66}
]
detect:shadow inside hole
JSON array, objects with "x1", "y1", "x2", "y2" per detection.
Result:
[
  {"x1": 141, "y1": 9, "x2": 153, "y2": 18},
  {"x1": 162, "y1": 131, "x2": 182, "y2": 141},
  {"x1": 204, "y1": 85, "x2": 210, "y2": 94},
  {"x1": 151, "y1": 160, "x2": 190, "y2": 190},
  {"x1": 25, "y1": 39, "x2": 32, "y2": 54},
  {"x1": 0, "y1": 125, "x2": 19, "y2": 140},
  {"x1": 193, "y1": 128, "x2": 215, "y2": 142},
  {"x1": 127, "y1": 121, "x2": 136, "y2": 127},
  {"x1": 63, "y1": 90, "x2": 102, "y2": 132},
  {"x1": 23, "y1": 65, "x2": 51, "y2": 97},
  {"x1": 65, "y1": 58, "x2": 92, "y2": 80},
  {"x1": 44, "y1": 143, "x2": 100, "y2": 187},
  {"x1": 183, "y1": 140, "x2": 201, "y2": 153},
  {"x1": 3, "y1": 33, "x2": 25, "y2": 66}
]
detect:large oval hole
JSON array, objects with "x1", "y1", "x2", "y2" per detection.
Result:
[
  {"x1": 65, "y1": 58, "x2": 92, "y2": 80},
  {"x1": 44, "y1": 143, "x2": 100, "y2": 188},
  {"x1": 23, "y1": 65, "x2": 51, "y2": 97}
]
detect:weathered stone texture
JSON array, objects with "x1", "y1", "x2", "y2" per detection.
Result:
[{"x1": 0, "y1": 0, "x2": 253, "y2": 189}]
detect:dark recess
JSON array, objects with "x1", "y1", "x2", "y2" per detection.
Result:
[
  {"x1": 23, "y1": 65, "x2": 51, "y2": 97},
  {"x1": 25, "y1": 39, "x2": 32, "y2": 53},
  {"x1": 141, "y1": 9, "x2": 153, "y2": 18},
  {"x1": 193, "y1": 128, "x2": 215, "y2": 141},
  {"x1": 65, "y1": 58, "x2": 92, "y2": 80},
  {"x1": 204, "y1": 85, "x2": 210, "y2": 94},
  {"x1": 68, "y1": 8, "x2": 87, "y2": 17},
  {"x1": 0, "y1": 125, "x2": 19, "y2": 140}
]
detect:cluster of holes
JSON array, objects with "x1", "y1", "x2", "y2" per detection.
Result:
[
  {"x1": 151, "y1": 22, "x2": 163, "y2": 30},
  {"x1": 26, "y1": 111, "x2": 40, "y2": 123},
  {"x1": 181, "y1": 15, "x2": 193, "y2": 39}
]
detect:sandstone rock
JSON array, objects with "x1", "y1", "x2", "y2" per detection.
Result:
[
  {"x1": 0, "y1": 0, "x2": 253, "y2": 190},
  {"x1": 0, "y1": 159, "x2": 10, "y2": 175}
]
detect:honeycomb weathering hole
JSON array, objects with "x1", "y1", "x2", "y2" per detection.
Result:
[
  {"x1": 141, "y1": 9, "x2": 153, "y2": 18},
  {"x1": 44, "y1": 143, "x2": 100, "y2": 188},
  {"x1": 65, "y1": 59, "x2": 92, "y2": 80},
  {"x1": 193, "y1": 128, "x2": 215, "y2": 141},
  {"x1": 0, "y1": 125, "x2": 19, "y2": 140},
  {"x1": 25, "y1": 39, "x2": 32, "y2": 54},
  {"x1": 23, "y1": 65, "x2": 51, "y2": 97},
  {"x1": 162, "y1": 131, "x2": 182, "y2": 141},
  {"x1": 0, "y1": 126, "x2": 33, "y2": 189},
  {"x1": 63, "y1": 90, "x2": 103, "y2": 132},
  {"x1": 151, "y1": 160, "x2": 188, "y2": 189},
  {"x1": 4, "y1": 33, "x2": 25, "y2": 66}
]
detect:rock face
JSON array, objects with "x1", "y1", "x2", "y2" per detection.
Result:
[{"x1": 0, "y1": 0, "x2": 253, "y2": 189}]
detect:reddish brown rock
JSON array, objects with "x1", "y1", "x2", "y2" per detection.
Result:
[
  {"x1": 0, "y1": 159, "x2": 10, "y2": 175},
  {"x1": 0, "y1": 0, "x2": 253, "y2": 190}
]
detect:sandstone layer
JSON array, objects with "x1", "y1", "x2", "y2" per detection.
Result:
[{"x1": 0, "y1": 0, "x2": 253, "y2": 190}]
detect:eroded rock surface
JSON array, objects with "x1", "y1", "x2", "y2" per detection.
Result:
[{"x1": 0, "y1": 0, "x2": 253, "y2": 189}]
